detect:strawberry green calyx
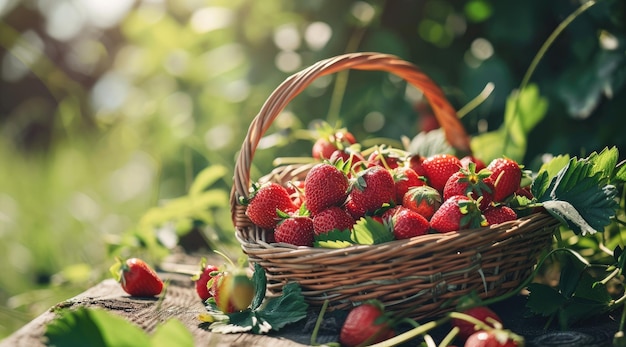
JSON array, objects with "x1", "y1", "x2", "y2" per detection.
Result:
[{"x1": 458, "y1": 197, "x2": 488, "y2": 229}]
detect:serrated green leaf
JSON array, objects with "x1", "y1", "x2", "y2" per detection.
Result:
[
  {"x1": 256, "y1": 282, "x2": 308, "y2": 332},
  {"x1": 251, "y1": 263, "x2": 267, "y2": 310},
  {"x1": 313, "y1": 229, "x2": 354, "y2": 248},
  {"x1": 350, "y1": 217, "x2": 394, "y2": 245},
  {"x1": 188, "y1": 165, "x2": 228, "y2": 196},
  {"x1": 586, "y1": 147, "x2": 618, "y2": 182},
  {"x1": 526, "y1": 283, "x2": 567, "y2": 317},
  {"x1": 45, "y1": 307, "x2": 150, "y2": 347},
  {"x1": 615, "y1": 161, "x2": 626, "y2": 182},
  {"x1": 558, "y1": 251, "x2": 588, "y2": 298},
  {"x1": 151, "y1": 319, "x2": 194, "y2": 347},
  {"x1": 536, "y1": 156, "x2": 619, "y2": 235},
  {"x1": 559, "y1": 296, "x2": 611, "y2": 329}
]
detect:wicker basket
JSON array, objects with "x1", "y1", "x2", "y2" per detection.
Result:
[{"x1": 230, "y1": 52, "x2": 560, "y2": 320}]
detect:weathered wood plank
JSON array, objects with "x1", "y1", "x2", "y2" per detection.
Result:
[{"x1": 0, "y1": 273, "x2": 310, "y2": 347}]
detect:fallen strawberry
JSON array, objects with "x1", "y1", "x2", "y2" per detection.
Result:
[
  {"x1": 191, "y1": 258, "x2": 220, "y2": 302},
  {"x1": 339, "y1": 300, "x2": 395, "y2": 347},
  {"x1": 451, "y1": 306, "x2": 503, "y2": 341},
  {"x1": 110, "y1": 257, "x2": 163, "y2": 297},
  {"x1": 465, "y1": 329, "x2": 523, "y2": 347},
  {"x1": 209, "y1": 270, "x2": 255, "y2": 314}
]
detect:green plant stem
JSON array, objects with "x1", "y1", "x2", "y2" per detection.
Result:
[
  {"x1": 367, "y1": 318, "x2": 446, "y2": 347},
  {"x1": 310, "y1": 300, "x2": 329, "y2": 346},
  {"x1": 456, "y1": 82, "x2": 495, "y2": 119},
  {"x1": 619, "y1": 300, "x2": 626, "y2": 333},
  {"x1": 438, "y1": 326, "x2": 459, "y2": 347},
  {"x1": 478, "y1": 248, "x2": 587, "y2": 307},
  {"x1": 503, "y1": 0, "x2": 599, "y2": 155}
]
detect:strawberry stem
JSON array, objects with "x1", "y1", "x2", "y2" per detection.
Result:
[
  {"x1": 310, "y1": 299, "x2": 329, "y2": 346},
  {"x1": 367, "y1": 318, "x2": 446, "y2": 347}
]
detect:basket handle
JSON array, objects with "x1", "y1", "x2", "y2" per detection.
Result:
[{"x1": 231, "y1": 52, "x2": 471, "y2": 224}]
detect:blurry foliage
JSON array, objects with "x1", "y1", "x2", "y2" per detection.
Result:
[{"x1": 0, "y1": 0, "x2": 625, "y2": 339}]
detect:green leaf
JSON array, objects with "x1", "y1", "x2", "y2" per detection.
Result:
[
  {"x1": 350, "y1": 217, "x2": 394, "y2": 245},
  {"x1": 45, "y1": 307, "x2": 150, "y2": 347},
  {"x1": 615, "y1": 162, "x2": 626, "y2": 182},
  {"x1": 535, "y1": 155, "x2": 619, "y2": 235},
  {"x1": 526, "y1": 283, "x2": 567, "y2": 317},
  {"x1": 586, "y1": 147, "x2": 618, "y2": 182},
  {"x1": 150, "y1": 319, "x2": 195, "y2": 347},
  {"x1": 557, "y1": 251, "x2": 588, "y2": 298},
  {"x1": 255, "y1": 282, "x2": 309, "y2": 332},
  {"x1": 559, "y1": 296, "x2": 611, "y2": 329},
  {"x1": 188, "y1": 165, "x2": 228, "y2": 196},
  {"x1": 314, "y1": 229, "x2": 354, "y2": 248},
  {"x1": 250, "y1": 263, "x2": 267, "y2": 310},
  {"x1": 472, "y1": 84, "x2": 548, "y2": 163}
]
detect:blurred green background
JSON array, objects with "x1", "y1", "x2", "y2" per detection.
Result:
[{"x1": 0, "y1": 0, "x2": 624, "y2": 339}]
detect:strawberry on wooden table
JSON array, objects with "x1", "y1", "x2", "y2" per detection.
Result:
[
  {"x1": 245, "y1": 182, "x2": 297, "y2": 230},
  {"x1": 110, "y1": 257, "x2": 163, "y2": 297},
  {"x1": 339, "y1": 300, "x2": 394, "y2": 347},
  {"x1": 191, "y1": 258, "x2": 220, "y2": 302},
  {"x1": 209, "y1": 270, "x2": 255, "y2": 314}
]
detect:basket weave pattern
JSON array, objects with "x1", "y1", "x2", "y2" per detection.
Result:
[{"x1": 230, "y1": 53, "x2": 560, "y2": 320}]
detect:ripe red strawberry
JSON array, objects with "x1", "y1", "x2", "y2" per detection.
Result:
[
  {"x1": 304, "y1": 163, "x2": 349, "y2": 215},
  {"x1": 192, "y1": 259, "x2": 219, "y2": 302},
  {"x1": 430, "y1": 195, "x2": 487, "y2": 233},
  {"x1": 209, "y1": 271, "x2": 255, "y2": 313},
  {"x1": 443, "y1": 164, "x2": 494, "y2": 210},
  {"x1": 312, "y1": 206, "x2": 354, "y2": 235},
  {"x1": 483, "y1": 205, "x2": 517, "y2": 225},
  {"x1": 245, "y1": 182, "x2": 297, "y2": 230},
  {"x1": 402, "y1": 185, "x2": 442, "y2": 220},
  {"x1": 487, "y1": 158, "x2": 522, "y2": 202},
  {"x1": 110, "y1": 257, "x2": 163, "y2": 297},
  {"x1": 349, "y1": 166, "x2": 395, "y2": 214},
  {"x1": 392, "y1": 166, "x2": 424, "y2": 204},
  {"x1": 451, "y1": 306, "x2": 503, "y2": 341},
  {"x1": 421, "y1": 154, "x2": 462, "y2": 193},
  {"x1": 339, "y1": 301, "x2": 395, "y2": 347},
  {"x1": 285, "y1": 180, "x2": 305, "y2": 208},
  {"x1": 408, "y1": 154, "x2": 427, "y2": 177},
  {"x1": 383, "y1": 206, "x2": 430, "y2": 239},
  {"x1": 344, "y1": 198, "x2": 367, "y2": 220},
  {"x1": 465, "y1": 330, "x2": 522, "y2": 347},
  {"x1": 274, "y1": 215, "x2": 315, "y2": 246},
  {"x1": 312, "y1": 129, "x2": 357, "y2": 160}
]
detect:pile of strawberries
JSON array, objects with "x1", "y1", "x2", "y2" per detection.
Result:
[{"x1": 243, "y1": 128, "x2": 530, "y2": 247}]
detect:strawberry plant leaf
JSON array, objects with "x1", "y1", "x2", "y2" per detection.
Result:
[
  {"x1": 615, "y1": 161, "x2": 626, "y2": 182},
  {"x1": 525, "y1": 283, "x2": 567, "y2": 317},
  {"x1": 314, "y1": 229, "x2": 354, "y2": 248},
  {"x1": 46, "y1": 307, "x2": 174, "y2": 347},
  {"x1": 533, "y1": 150, "x2": 620, "y2": 235},
  {"x1": 586, "y1": 147, "x2": 619, "y2": 182},
  {"x1": 351, "y1": 217, "x2": 394, "y2": 245},
  {"x1": 254, "y1": 282, "x2": 309, "y2": 332},
  {"x1": 151, "y1": 318, "x2": 195, "y2": 347},
  {"x1": 250, "y1": 263, "x2": 267, "y2": 310},
  {"x1": 208, "y1": 282, "x2": 308, "y2": 335}
]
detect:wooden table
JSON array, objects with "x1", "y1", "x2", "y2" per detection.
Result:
[
  {"x1": 1, "y1": 264, "x2": 621, "y2": 347},
  {"x1": 0, "y1": 273, "x2": 313, "y2": 347}
]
